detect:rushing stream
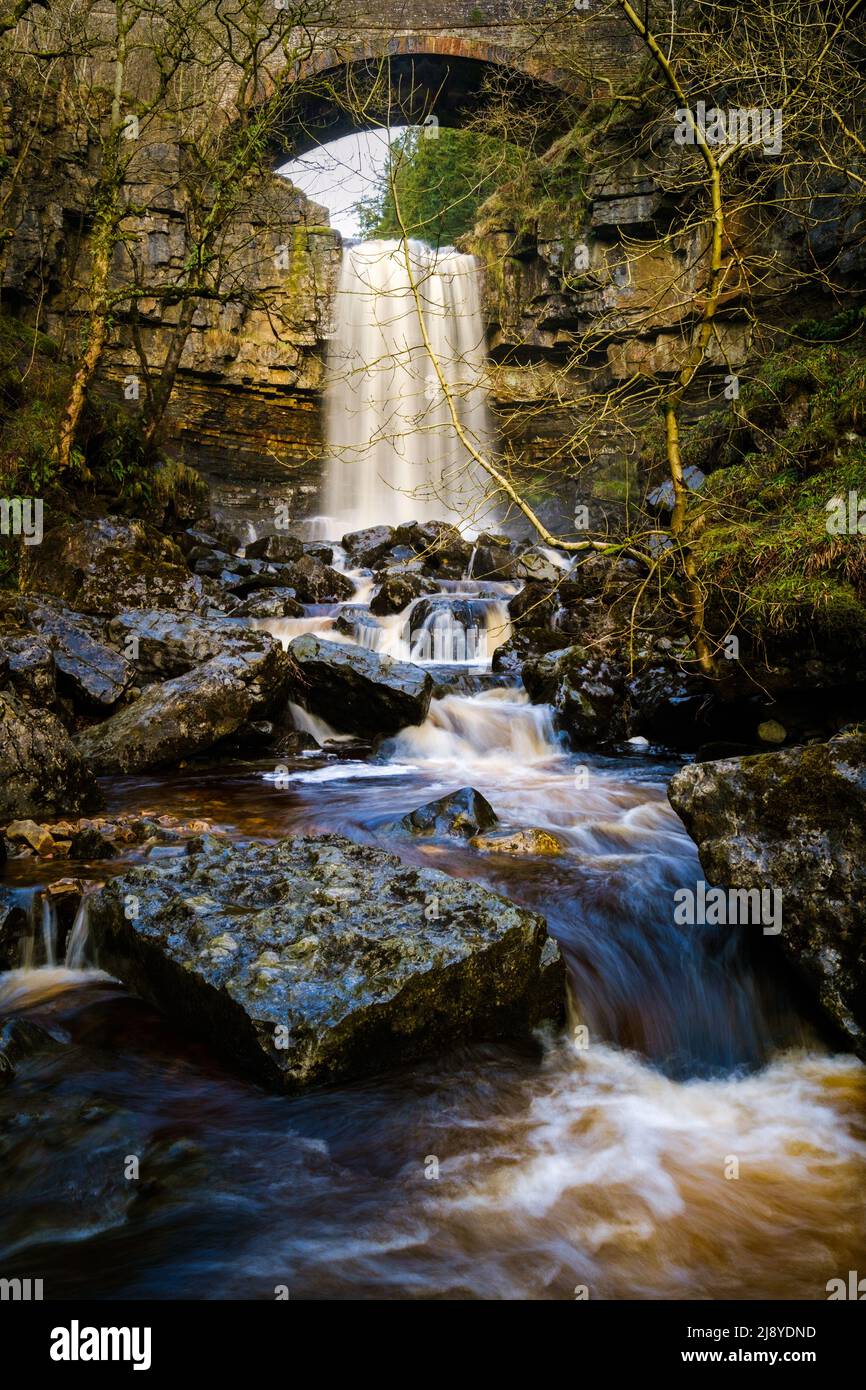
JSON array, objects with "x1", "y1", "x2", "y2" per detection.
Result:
[{"x1": 1, "y1": 240, "x2": 864, "y2": 1301}]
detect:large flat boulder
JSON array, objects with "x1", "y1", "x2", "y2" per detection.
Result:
[
  {"x1": 88, "y1": 834, "x2": 566, "y2": 1092},
  {"x1": 669, "y1": 730, "x2": 866, "y2": 1055},
  {"x1": 0, "y1": 692, "x2": 102, "y2": 818},
  {"x1": 288, "y1": 634, "x2": 433, "y2": 736},
  {"x1": 75, "y1": 643, "x2": 291, "y2": 773},
  {"x1": 106, "y1": 609, "x2": 267, "y2": 680}
]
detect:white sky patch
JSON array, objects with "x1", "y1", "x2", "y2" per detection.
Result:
[{"x1": 279, "y1": 128, "x2": 407, "y2": 238}]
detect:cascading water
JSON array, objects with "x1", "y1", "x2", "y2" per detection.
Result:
[{"x1": 322, "y1": 239, "x2": 494, "y2": 535}]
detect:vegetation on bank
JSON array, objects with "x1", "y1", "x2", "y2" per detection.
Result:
[
  {"x1": 661, "y1": 331, "x2": 866, "y2": 657},
  {"x1": 0, "y1": 313, "x2": 206, "y2": 587}
]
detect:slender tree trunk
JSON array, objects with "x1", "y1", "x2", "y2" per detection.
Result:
[{"x1": 55, "y1": 196, "x2": 118, "y2": 474}]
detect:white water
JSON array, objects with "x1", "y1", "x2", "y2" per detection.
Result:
[{"x1": 322, "y1": 239, "x2": 494, "y2": 535}]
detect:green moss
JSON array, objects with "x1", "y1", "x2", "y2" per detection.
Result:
[{"x1": 673, "y1": 340, "x2": 866, "y2": 654}]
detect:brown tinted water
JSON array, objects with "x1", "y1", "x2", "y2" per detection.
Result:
[{"x1": 1, "y1": 688, "x2": 864, "y2": 1299}]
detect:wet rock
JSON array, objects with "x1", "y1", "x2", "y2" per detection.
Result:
[
  {"x1": 513, "y1": 546, "x2": 566, "y2": 584},
  {"x1": 0, "y1": 888, "x2": 27, "y2": 969},
  {"x1": 28, "y1": 602, "x2": 133, "y2": 709},
  {"x1": 75, "y1": 643, "x2": 291, "y2": 774},
  {"x1": 232, "y1": 590, "x2": 304, "y2": 619},
  {"x1": 0, "y1": 1019, "x2": 64, "y2": 1083},
  {"x1": 288, "y1": 634, "x2": 433, "y2": 737},
  {"x1": 523, "y1": 646, "x2": 627, "y2": 744},
  {"x1": 394, "y1": 520, "x2": 473, "y2": 578},
  {"x1": 0, "y1": 632, "x2": 56, "y2": 706},
  {"x1": 69, "y1": 826, "x2": 117, "y2": 861},
  {"x1": 106, "y1": 609, "x2": 268, "y2": 680},
  {"x1": 88, "y1": 834, "x2": 566, "y2": 1092},
  {"x1": 20, "y1": 516, "x2": 208, "y2": 613},
  {"x1": 370, "y1": 570, "x2": 437, "y2": 616},
  {"x1": 668, "y1": 730, "x2": 866, "y2": 1056},
  {"x1": 304, "y1": 543, "x2": 334, "y2": 565},
  {"x1": 4, "y1": 819, "x2": 55, "y2": 855},
  {"x1": 491, "y1": 630, "x2": 567, "y2": 677},
  {"x1": 0, "y1": 692, "x2": 102, "y2": 819},
  {"x1": 333, "y1": 606, "x2": 382, "y2": 640},
  {"x1": 245, "y1": 533, "x2": 305, "y2": 563},
  {"x1": 508, "y1": 582, "x2": 558, "y2": 629},
  {"x1": 394, "y1": 787, "x2": 498, "y2": 839},
  {"x1": 470, "y1": 534, "x2": 517, "y2": 580},
  {"x1": 279, "y1": 555, "x2": 354, "y2": 603},
  {"x1": 471, "y1": 827, "x2": 564, "y2": 856},
  {"x1": 342, "y1": 525, "x2": 396, "y2": 568}
]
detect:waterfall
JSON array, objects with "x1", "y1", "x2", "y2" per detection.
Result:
[{"x1": 322, "y1": 239, "x2": 493, "y2": 535}]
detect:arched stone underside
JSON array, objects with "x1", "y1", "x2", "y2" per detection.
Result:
[{"x1": 285, "y1": 48, "x2": 576, "y2": 157}]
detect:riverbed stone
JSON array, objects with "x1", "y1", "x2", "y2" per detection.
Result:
[
  {"x1": 88, "y1": 834, "x2": 566, "y2": 1092},
  {"x1": 394, "y1": 787, "x2": 498, "y2": 839},
  {"x1": 668, "y1": 730, "x2": 866, "y2": 1056},
  {"x1": 287, "y1": 633, "x2": 433, "y2": 736}
]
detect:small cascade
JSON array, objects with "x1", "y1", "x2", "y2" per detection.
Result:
[
  {"x1": 64, "y1": 896, "x2": 91, "y2": 970},
  {"x1": 406, "y1": 595, "x2": 511, "y2": 664},
  {"x1": 6, "y1": 888, "x2": 98, "y2": 974},
  {"x1": 388, "y1": 687, "x2": 563, "y2": 766}
]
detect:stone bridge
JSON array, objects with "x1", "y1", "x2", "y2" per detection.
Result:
[{"x1": 260, "y1": 2, "x2": 641, "y2": 154}]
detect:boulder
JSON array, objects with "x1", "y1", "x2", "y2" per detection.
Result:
[
  {"x1": 508, "y1": 582, "x2": 558, "y2": 629},
  {"x1": 513, "y1": 546, "x2": 566, "y2": 584},
  {"x1": 87, "y1": 834, "x2": 566, "y2": 1092},
  {"x1": 279, "y1": 555, "x2": 354, "y2": 603},
  {"x1": 342, "y1": 526, "x2": 396, "y2": 568},
  {"x1": 369, "y1": 570, "x2": 437, "y2": 616},
  {"x1": 394, "y1": 787, "x2": 498, "y2": 839},
  {"x1": 288, "y1": 634, "x2": 433, "y2": 736},
  {"x1": 394, "y1": 520, "x2": 473, "y2": 577},
  {"x1": 106, "y1": 609, "x2": 268, "y2": 680},
  {"x1": 232, "y1": 590, "x2": 304, "y2": 619},
  {"x1": 471, "y1": 828, "x2": 565, "y2": 856},
  {"x1": 491, "y1": 629, "x2": 567, "y2": 677},
  {"x1": 0, "y1": 692, "x2": 102, "y2": 819},
  {"x1": 75, "y1": 643, "x2": 291, "y2": 774},
  {"x1": 0, "y1": 632, "x2": 56, "y2": 706},
  {"x1": 304, "y1": 543, "x2": 334, "y2": 565},
  {"x1": 20, "y1": 516, "x2": 207, "y2": 613},
  {"x1": 27, "y1": 603, "x2": 133, "y2": 709},
  {"x1": 244, "y1": 533, "x2": 305, "y2": 563},
  {"x1": 668, "y1": 730, "x2": 866, "y2": 1055}
]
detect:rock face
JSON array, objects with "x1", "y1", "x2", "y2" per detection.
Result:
[
  {"x1": 668, "y1": 731, "x2": 866, "y2": 1055},
  {"x1": 288, "y1": 634, "x2": 433, "y2": 736},
  {"x1": 20, "y1": 517, "x2": 207, "y2": 614},
  {"x1": 88, "y1": 834, "x2": 566, "y2": 1092},
  {"x1": 0, "y1": 692, "x2": 102, "y2": 818},
  {"x1": 75, "y1": 642, "x2": 290, "y2": 773},
  {"x1": 395, "y1": 787, "x2": 498, "y2": 839}
]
